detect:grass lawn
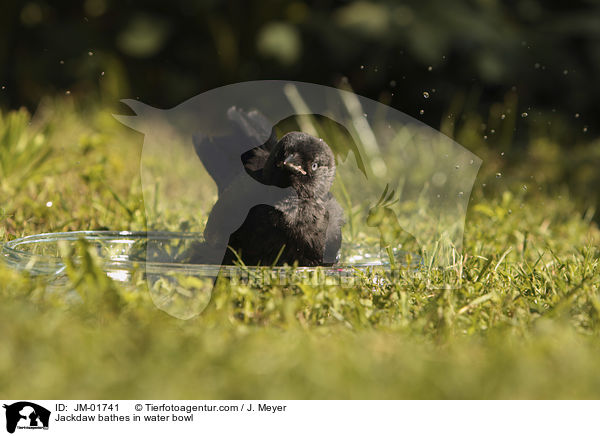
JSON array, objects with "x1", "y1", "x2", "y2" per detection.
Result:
[{"x1": 1, "y1": 98, "x2": 599, "y2": 399}]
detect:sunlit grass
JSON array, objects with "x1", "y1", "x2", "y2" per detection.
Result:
[{"x1": 0, "y1": 98, "x2": 599, "y2": 399}]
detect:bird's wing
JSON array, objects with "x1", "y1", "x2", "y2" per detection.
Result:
[
  {"x1": 241, "y1": 146, "x2": 270, "y2": 182},
  {"x1": 222, "y1": 204, "x2": 286, "y2": 265},
  {"x1": 237, "y1": 109, "x2": 278, "y2": 182},
  {"x1": 228, "y1": 107, "x2": 277, "y2": 152},
  {"x1": 323, "y1": 193, "x2": 345, "y2": 265},
  {"x1": 203, "y1": 172, "x2": 292, "y2": 247},
  {"x1": 193, "y1": 107, "x2": 277, "y2": 194}
]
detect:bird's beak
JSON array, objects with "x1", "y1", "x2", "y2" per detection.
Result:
[{"x1": 278, "y1": 154, "x2": 307, "y2": 175}]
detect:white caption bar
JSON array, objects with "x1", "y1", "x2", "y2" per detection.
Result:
[{"x1": 1, "y1": 400, "x2": 597, "y2": 436}]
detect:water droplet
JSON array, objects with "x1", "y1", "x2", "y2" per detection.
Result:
[
  {"x1": 583, "y1": 126, "x2": 588, "y2": 132},
  {"x1": 455, "y1": 164, "x2": 460, "y2": 169},
  {"x1": 501, "y1": 114, "x2": 506, "y2": 120},
  {"x1": 46, "y1": 201, "x2": 53, "y2": 207},
  {"x1": 59, "y1": 60, "x2": 65, "y2": 64},
  {"x1": 496, "y1": 172, "x2": 502, "y2": 178},
  {"x1": 100, "y1": 71, "x2": 105, "y2": 76},
  {"x1": 500, "y1": 152, "x2": 505, "y2": 156},
  {"x1": 482, "y1": 183, "x2": 487, "y2": 187},
  {"x1": 419, "y1": 109, "x2": 424, "y2": 115},
  {"x1": 522, "y1": 185, "x2": 527, "y2": 191},
  {"x1": 575, "y1": 113, "x2": 580, "y2": 118},
  {"x1": 423, "y1": 91, "x2": 430, "y2": 99},
  {"x1": 457, "y1": 191, "x2": 464, "y2": 197},
  {"x1": 1, "y1": 86, "x2": 5, "y2": 90},
  {"x1": 490, "y1": 129, "x2": 495, "y2": 134},
  {"x1": 521, "y1": 112, "x2": 528, "y2": 118},
  {"x1": 360, "y1": 65, "x2": 364, "y2": 70},
  {"x1": 432, "y1": 172, "x2": 447, "y2": 186},
  {"x1": 88, "y1": 51, "x2": 94, "y2": 56},
  {"x1": 427, "y1": 66, "x2": 433, "y2": 71},
  {"x1": 65, "y1": 90, "x2": 71, "y2": 95},
  {"x1": 483, "y1": 135, "x2": 488, "y2": 140}
]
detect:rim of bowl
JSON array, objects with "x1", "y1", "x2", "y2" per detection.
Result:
[{"x1": 2, "y1": 230, "x2": 388, "y2": 274}]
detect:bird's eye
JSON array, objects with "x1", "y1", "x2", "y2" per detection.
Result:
[{"x1": 311, "y1": 162, "x2": 318, "y2": 171}]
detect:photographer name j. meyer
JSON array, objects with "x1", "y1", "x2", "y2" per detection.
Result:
[
  {"x1": 246, "y1": 404, "x2": 287, "y2": 413},
  {"x1": 144, "y1": 403, "x2": 287, "y2": 413}
]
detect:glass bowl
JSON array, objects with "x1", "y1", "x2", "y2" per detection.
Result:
[
  {"x1": 2, "y1": 231, "x2": 421, "y2": 318},
  {"x1": 1, "y1": 231, "x2": 418, "y2": 281}
]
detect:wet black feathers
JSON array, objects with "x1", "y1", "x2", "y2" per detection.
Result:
[
  {"x1": 193, "y1": 107, "x2": 276, "y2": 195},
  {"x1": 192, "y1": 108, "x2": 344, "y2": 266}
]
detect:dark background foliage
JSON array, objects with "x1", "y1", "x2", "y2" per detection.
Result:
[
  {"x1": 1, "y1": 0, "x2": 599, "y2": 141},
  {"x1": 2, "y1": 2, "x2": 600, "y2": 401}
]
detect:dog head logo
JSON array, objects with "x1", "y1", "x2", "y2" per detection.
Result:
[
  {"x1": 114, "y1": 80, "x2": 482, "y2": 319},
  {"x1": 3, "y1": 402, "x2": 50, "y2": 434}
]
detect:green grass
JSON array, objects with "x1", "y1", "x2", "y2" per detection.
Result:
[{"x1": 1, "y1": 98, "x2": 599, "y2": 399}]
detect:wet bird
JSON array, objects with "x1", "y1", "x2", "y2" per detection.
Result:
[{"x1": 192, "y1": 108, "x2": 344, "y2": 266}]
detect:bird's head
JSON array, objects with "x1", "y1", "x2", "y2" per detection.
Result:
[{"x1": 265, "y1": 132, "x2": 336, "y2": 198}]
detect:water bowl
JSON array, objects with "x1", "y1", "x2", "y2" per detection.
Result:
[{"x1": 1, "y1": 231, "x2": 420, "y2": 318}]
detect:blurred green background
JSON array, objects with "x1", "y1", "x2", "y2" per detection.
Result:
[
  {"x1": 1, "y1": 0, "x2": 599, "y2": 141},
  {"x1": 2, "y1": 1, "x2": 600, "y2": 400},
  {"x1": 3, "y1": 0, "x2": 599, "y2": 219}
]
